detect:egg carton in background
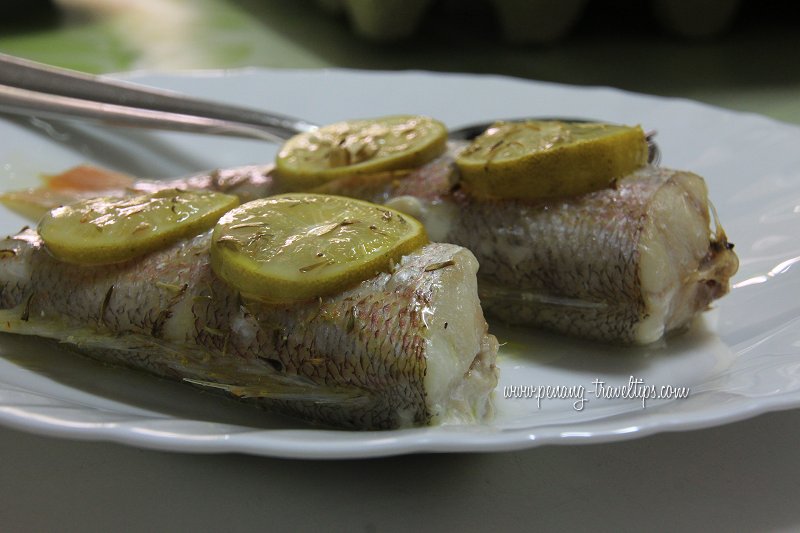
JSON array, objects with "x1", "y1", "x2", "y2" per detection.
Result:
[{"x1": 315, "y1": 0, "x2": 743, "y2": 43}]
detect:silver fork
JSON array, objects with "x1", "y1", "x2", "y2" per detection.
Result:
[{"x1": 0, "y1": 53, "x2": 659, "y2": 162}]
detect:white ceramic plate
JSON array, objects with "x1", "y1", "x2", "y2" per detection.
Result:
[{"x1": 1, "y1": 69, "x2": 799, "y2": 459}]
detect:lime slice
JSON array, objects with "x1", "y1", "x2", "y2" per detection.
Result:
[
  {"x1": 274, "y1": 115, "x2": 448, "y2": 190},
  {"x1": 456, "y1": 121, "x2": 649, "y2": 200},
  {"x1": 210, "y1": 193, "x2": 429, "y2": 303},
  {"x1": 39, "y1": 189, "x2": 239, "y2": 265}
]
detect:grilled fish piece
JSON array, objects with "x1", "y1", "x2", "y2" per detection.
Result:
[
  {"x1": 2, "y1": 144, "x2": 739, "y2": 343},
  {"x1": 439, "y1": 167, "x2": 738, "y2": 344},
  {"x1": 314, "y1": 155, "x2": 740, "y2": 343},
  {"x1": 0, "y1": 228, "x2": 498, "y2": 430}
]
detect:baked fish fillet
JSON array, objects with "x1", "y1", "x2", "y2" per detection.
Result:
[
  {"x1": 2, "y1": 147, "x2": 739, "y2": 343},
  {"x1": 0, "y1": 228, "x2": 498, "y2": 430}
]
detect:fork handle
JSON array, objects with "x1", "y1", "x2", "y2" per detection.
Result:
[
  {"x1": 0, "y1": 53, "x2": 317, "y2": 142},
  {"x1": 0, "y1": 84, "x2": 296, "y2": 141}
]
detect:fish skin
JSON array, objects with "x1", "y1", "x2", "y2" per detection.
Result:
[{"x1": 0, "y1": 228, "x2": 498, "y2": 430}]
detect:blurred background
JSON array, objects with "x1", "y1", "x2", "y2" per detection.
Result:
[{"x1": 1, "y1": 0, "x2": 798, "y2": 124}]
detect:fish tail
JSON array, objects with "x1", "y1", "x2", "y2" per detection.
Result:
[
  {"x1": 0, "y1": 165, "x2": 135, "y2": 221},
  {"x1": 43, "y1": 165, "x2": 135, "y2": 191}
]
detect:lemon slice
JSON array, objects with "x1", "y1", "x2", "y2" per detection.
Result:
[
  {"x1": 274, "y1": 115, "x2": 448, "y2": 190},
  {"x1": 39, "y1": 189, "x2": 239, "y2": 265},
  {"x1": 210, "y1": 193, "x2": 429, "y2": 303},
  {"x1": 456, "y1": 121, "x2": 649, "y2": 200}
]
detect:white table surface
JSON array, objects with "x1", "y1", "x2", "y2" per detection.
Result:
[{"x1": 3, "y1": 409, "x2": 800, "y2": 532}]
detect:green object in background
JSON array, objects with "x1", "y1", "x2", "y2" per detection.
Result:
[
  {"x1": 4, "y1": 0, "x2": 340, "y2": 72},
  {"x1": 0, "y1": 25, "x2": 135, "y2": 74},
  {"x1": 0, "y1": 0, "x2": 135, "y2": 73},
  {"x1": 0, "y1": 0, "x2": 316, "y2": 73}
]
